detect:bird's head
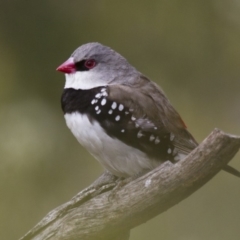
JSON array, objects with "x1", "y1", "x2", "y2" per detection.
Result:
[{"x1": 57, "y1": 42, "x2": 138, "y2": 90}]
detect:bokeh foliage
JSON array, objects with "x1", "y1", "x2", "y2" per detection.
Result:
[{"x1": 0, "y1": 1, "x2": 240, "y2": 239}]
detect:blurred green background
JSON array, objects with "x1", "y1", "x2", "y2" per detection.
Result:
[{"x1": 0, "y1": 1, "x2": 240, "y2": 239}]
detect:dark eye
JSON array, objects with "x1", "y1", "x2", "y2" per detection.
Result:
[
  {"x1": 75, "y1": 59, "x2": 97, "y2": 71},
  {"x1": 84, "y1": 59, "x2": 96, "y2": 69}
]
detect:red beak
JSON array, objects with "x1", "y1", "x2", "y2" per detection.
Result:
[{"x1": 56, "y1": 57, "x2": 76, "y2": 74}]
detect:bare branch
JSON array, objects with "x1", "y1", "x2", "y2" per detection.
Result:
[{"x1": 19, "y1": 129, "x2": 240, "y2": 240}]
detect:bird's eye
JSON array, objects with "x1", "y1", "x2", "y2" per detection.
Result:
[
  {"x1": 74, "y1": 59, "x2": 97, "y2": 71},
  {"x1": 84, "y1": 59, "x2": 96, "y2": 69}
]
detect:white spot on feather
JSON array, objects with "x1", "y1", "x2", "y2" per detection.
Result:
[
  {"x1": 154, "y1": 137, "x2": 160, "y2": 144},
  {"x1": 102, "y1": 92, "x2": 108, "y2": 97},
  {"x1": 115, "y1": 115, "x2": 120, "y2": 121},
  {"x1": 101, "y1": 98, "x2": 107, "y2": 106},
  {"x1": 137, "y1": 131, "x2": 144, "y2": 138},
  {"x1": 108, "y1": 109, "x2": 113, "y2": 115},
  {"x1": 119, "y1": 104, "x2": 124, "y2": 111},
  {"x1": 150, "y1": 135, "x2": 155, "y2": 141},
  {"x1": 131, "y1": 116, "x2": 136, "y2": 121},
  {"x1": 95, "y1": 93, "x2": 102, "y2": 99},
  {"x1": 112, "y1": 102, "x2": 117, "y2": 109}
]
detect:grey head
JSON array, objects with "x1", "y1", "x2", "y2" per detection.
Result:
[
  {"x1": 72, "y1": 43, "x2": 124, "y2": 64},
  {"x1": 58, "y1": 42, "x2": 139, "y2": 90}
]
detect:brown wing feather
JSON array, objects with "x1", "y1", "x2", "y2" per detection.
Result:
[{"x1": 108, "y1": 75, "x2": 198, "y2": 154}]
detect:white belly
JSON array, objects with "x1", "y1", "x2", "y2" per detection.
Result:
[{"x1": 64, "y1": 112, "x2": 161, "y2": 177}]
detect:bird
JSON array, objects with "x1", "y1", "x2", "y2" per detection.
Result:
[{"x1": 57, "y1": 42, "x2": 240, "y2": 178}]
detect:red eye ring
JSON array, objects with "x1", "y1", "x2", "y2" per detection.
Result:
[{"x1": 84, "y1": 59, "x2": 96, "y2": 69}]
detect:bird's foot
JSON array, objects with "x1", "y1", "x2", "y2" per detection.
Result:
[
  {"x1": 108, "y1": 170, "x2": 149, "y2": 201},
  {"x1": 70, "y1": 171, "x2": 118, "y2": 207}
]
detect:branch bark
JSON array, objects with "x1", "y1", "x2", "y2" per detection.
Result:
[{"x1": 19, "y1": 129, "x2": 240, "y2": 240}]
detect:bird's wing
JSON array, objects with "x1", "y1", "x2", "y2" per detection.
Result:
[{"x1": 95, "y1": 75, "x2": 198, "y2": 161}]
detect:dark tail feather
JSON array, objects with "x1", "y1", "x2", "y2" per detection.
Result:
[{"x1": 223, "y1": 165, "x2": 240, "y2": 178}]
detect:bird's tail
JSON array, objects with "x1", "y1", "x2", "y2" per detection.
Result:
[{"x1": 223, "y1": 165, "x2": 240, "y2": 178}]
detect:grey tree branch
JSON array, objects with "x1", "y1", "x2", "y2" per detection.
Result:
[{"x1": 19, "y1": 129, "x2": 240, "y2": 240}]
